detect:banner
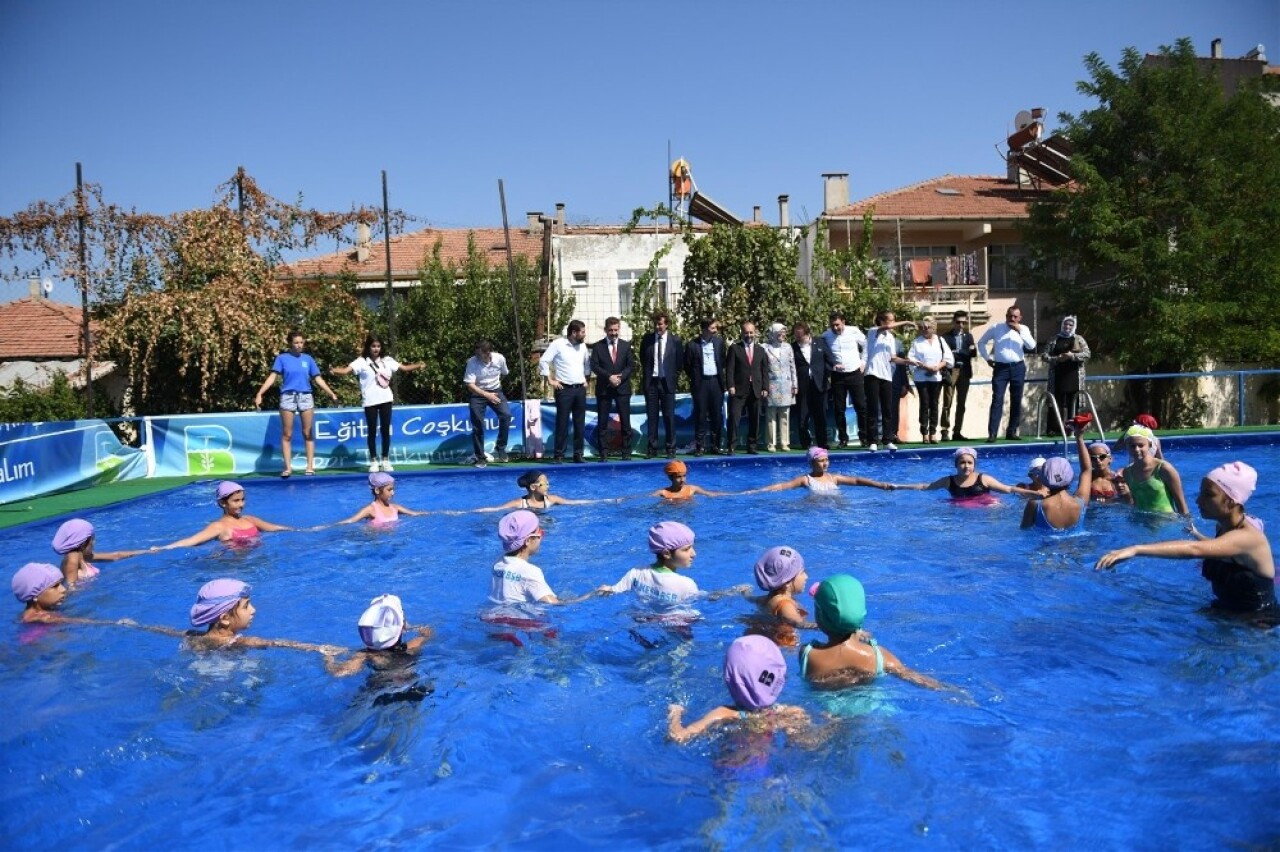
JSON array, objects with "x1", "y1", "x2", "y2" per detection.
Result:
[{"x1": 0, "y1": 420, "x2": 148, "y2": 505}]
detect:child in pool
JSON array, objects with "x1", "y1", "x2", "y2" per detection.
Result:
[
  {"x1": 651, "y1": 459, "x2": 726, "y2": 500},
  {"x1": 326, "y1": 594, "x2": 434, "y2": 676},
  {"x1": 751, "y1": 545, "x2": 816, "y2": 636},
  {"x1": 1088, "y1": 441, "x2": 1127, "y2": 503},
  {"x1": 490, "y1": 510, "x2": 595, "y2": 605},
  {"x1": 667, "y1": 635, "x2": 813, "y2": 743},
  {"x1": 10, "y1": 562, "x2": 149, "y2": 629},
  {"x1": 1119, "y1": 425, "x2": 1188, "y2": 515},
  {"x1": 1020, "y1": 421, "x2": 1093, "y2": 531},
  {"x1": 1096, "y1": 462, "x2": 1275, "y2": 614},
  {"x1": 749, "y1": 446, "x2": 893, "y2": 494},
  {"x1": 801, "y1": 575, "x2": 947, "y2": 690},
  {"x1": 1016, "y1": 457, "x2": 1050, "y2": 496},
  {"x1": 477, "y1": 470, "x2": 599, "y2": 513},
  {"x1": 891, "y1": 447, "x2": 1040, "y2": 499},
  {"x1": 598, "y1": 521, "x2": 749, "y2": 605},
  {"x1": 52, "y1": 518, "x2": 145, "y2": 589},
  {"x1": 337, "y1": 473, "x2": 430, "y2": 525},
  {"x1": 186, "y1": 578, "x2": 343, "y2": 655},
  {"x1": 161, "y1": 482, "x2": 292, "y2": 548}
]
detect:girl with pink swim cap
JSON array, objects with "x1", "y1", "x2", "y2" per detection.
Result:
[
  {"x1": 667, "y1": 635, "x2": 816, "y2": 743},
  {"x1": 1096, "y1": 462, "x2": 1276, "y2": 615},
  {"x1": 52, "y1": 518, "x2": 146, "y2": 590},
  {"x1": 747, "y1": 446, "x2": 894, "y2": 495},
  {"x1": 336, "y1": 473, "x2": 430, "y2": 526},
  {"x1": 160, "y1": 482, "x2": 293, "y2": 549}
]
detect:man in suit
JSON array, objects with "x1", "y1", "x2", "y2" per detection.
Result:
[
  {"x1": 683, "y1": 317, "x2": 726, "y2": 456},
  {"x1": 791, "y1": 321, "x2": 832, "y2": 449},
  {"x1": 724, "y1": 321, "x2": 768, "y2": 455},
  {"x1": 639, "y1": 309, "x2": 683, "y2": 459},
  {"x1": 940, "y1": 309, "x2": 977, "y2": 441},
  {"x1": 589, "y1": 316, "x2": 634, "y2": 461}
]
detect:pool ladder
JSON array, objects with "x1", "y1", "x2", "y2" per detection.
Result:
[{"x1": 1036, "y1": 392, "x2": 1105, "y2": 456}]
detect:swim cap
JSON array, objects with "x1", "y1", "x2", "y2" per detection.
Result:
[
  {"x1": 52, "y1": 519, "x2": 94, "y2": 554},
  {"x1": 12, "y1": 563, "x2": 61, "y2": 602},
  {"x1": 753, "y1": 545, "x2": 805, "y2": 592},
  {"x1": 1206, "y1": 461, "x2": 1257, "y2": 506},
  {"x1": 517, "y1": 470, "x2": 546, "y2": 490},
  {"x1": 1135, "y1": 413, "x2": 1159, "y2": 430},
  {"x1": 1041, "y1": 457, "x2": 1075, "y2": 489},
  {"x1": 190, "y1": 578, "x2": 250, "y2": 627},
  {"x1": 357, "y1": 593, "x2": 405, "y2": 650},
  {"x1": 807, "y1": 446, "x2": 829, "y2": 462},
  {"x1": 498, "y1": 510, "x2": 542, "y2": 553},
  {"x1": 953, "y1": 447, "x2": 977, "y2": 462},
  {"x1": 368, "y1": 472, "x2": 394, "y2": 490},
  {"x1": 1027, "y1": 457, "x2": 1047, "y2": 476},
  {"x1": 664, "y1": 460, "x2": 687, "y2": 476},
  {"x1": 1124, "y1": 425, "x2": 1156, "y2": 444},
  {"x1": 215, "y1": 481, "x2": 244, "y2": 503},
  {"x1": 814, "y1": 575, "x2": 867, "y2": 635},
  {"x1": 723, "y1": 635, "x2": 786, "y2": 711},
  {"x1": 648, "y1": 521, "x2": 695, "y2": 554},
  {"x1": 1088, "y1": 441, "x2": 1110, "y2": 456}
]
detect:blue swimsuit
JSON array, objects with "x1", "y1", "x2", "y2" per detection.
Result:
[
  {"x1": 800, "y1": 640, "x2": 884, "y2": 678},
  {"x1": 1033, "y1": 499, "x2": 1087, "y2": 532}
]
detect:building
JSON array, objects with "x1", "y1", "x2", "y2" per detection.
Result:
[{"x1": 0, "y1": 284, "x2": 116, "y2": 394}]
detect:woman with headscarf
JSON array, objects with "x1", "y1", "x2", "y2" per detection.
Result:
[
  {"x1": 762, "y1": 322, "x2": 797, "y2": 452},
  {"x1": 1043, "y1": 315, "x2": 1090, "y2": 431}
]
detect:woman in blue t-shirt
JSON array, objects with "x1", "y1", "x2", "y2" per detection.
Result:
[{"x1": 254, "y1": 330, "x2": 339, "y2": 477}]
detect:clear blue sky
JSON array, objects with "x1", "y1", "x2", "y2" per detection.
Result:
[{"x1": 1, "y1": 0, "x2": 1275, "y2": 302}]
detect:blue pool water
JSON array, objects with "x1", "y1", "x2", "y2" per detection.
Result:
[{"x1": 2, "y1": 436, "x2": 1278, "y2": 848}]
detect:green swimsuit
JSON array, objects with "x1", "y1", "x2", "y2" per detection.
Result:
[{"x1": 1126, "y1": 461, "x2": 1174, "y2": 513}]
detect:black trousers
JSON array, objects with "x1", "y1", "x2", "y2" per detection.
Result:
[
  {"x1": 829, "y1": 370, "x2": 867, "y2": 445},
  {"x1": 595, "y1": 390, "x2": 633, "y2": 455},
  {"x1": 727, "y1": 394, "x2": 762, "y2": 450},
  {"x1": 691, "y1": 380, "x2": 724, "y2": 450},
  {"x1": 864, "y1": 374, "x2": 895, "y2": 444},
  {"x1": 644, "y1": 378, "x2": 676, "y2": 453},
  {"x1": 793, "y1": 380, "x2": 829, "y2": 448},
  {"x1": 553, "y1": 384, "x2": 586, "y2": 458},
  {"x1": 363, "y1": 401, "x2": 393, "y2": 458},
  {"x1": 917, "y1": 381, "x2": 942, "y2": 436}
]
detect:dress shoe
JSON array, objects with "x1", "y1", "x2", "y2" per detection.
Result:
[
  {"x1": 622, "y1": 452, "x2": 633, "y2": 461},
  {"x1": 953, "y1": 433, "x2": 966, "y2": 441},
  {"x1": 692, "y1": 450, "x2": 704, "y2": 457},
  {"x1": 551, "y1": 456, "x2": 564, "y2": 463},
  {"x1": 940, "y1": 431, "x2": 950, "y2": 442},
  {"x1": 986, "y1": 436, "x2": 998, "y2": 443},
  {"x1": 1006, "y1": 433, "x2": 1022, "y2": 441},
  {"x1": 573, "y1": 456, "x2": 585, "y2": 463}
]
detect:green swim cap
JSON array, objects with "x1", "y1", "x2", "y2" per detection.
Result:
[{"x1": 814, "y1": 575, "x2": 867, "y2": 635}]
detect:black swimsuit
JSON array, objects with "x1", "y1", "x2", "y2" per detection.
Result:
[
  {"x1": 1200, "y1": 558, "x2": 1277, "y2": 613},
  {"x1": 947, "y1": 475, "x2": 991, "y2": 499}
]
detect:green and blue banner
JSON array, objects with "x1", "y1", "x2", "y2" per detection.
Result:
[{"x1": 0, "y1": 420, "x2": 149, "y2": 505}]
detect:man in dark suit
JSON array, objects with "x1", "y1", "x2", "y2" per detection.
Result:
[
  {"x1": 589, "y1": 316, "x2": 634, "y2": 461},
  {"x1": 940, "y1": 309, "x2": 977, "y2": 441},
  {"x1": 724, "y1": 321, "x2": 768, "y2": 455},
  {"x1": 638, "y1": 309, "x2": 683, "y2": 459},
  {"x1": 683, "y1": 317, "x2": 726, "y2": 456},
  {"x1": 790, "y1": 321, "x2": 832, "y2": 449}
]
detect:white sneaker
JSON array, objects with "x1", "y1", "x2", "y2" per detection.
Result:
[
  {"x1": 368, "y1": 461, "x2": 380, "y2": 473},
  {"x1": 868, "y1": 443, "x2": 878, "y2": 451},
  {"x1": 381, "y1": 460, "x2": 394, "y2": 472},
  {"x1": 886, "y1": 442, "x2": 898, "y2": 451}
]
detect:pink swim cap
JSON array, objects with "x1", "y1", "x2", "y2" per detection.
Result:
[
  {"x1": 1206, "y1": 462, "x2": 1257, "y2": 506},
  {"x1": 190, "y1": 578, "x2": 250, "y2": 627}
]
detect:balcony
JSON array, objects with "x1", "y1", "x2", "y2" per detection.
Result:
[{"x1": 903, "y1": 283, "x2": 989, "y2": 326}]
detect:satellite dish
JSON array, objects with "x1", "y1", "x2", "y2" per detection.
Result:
[
  {"x1": 1014, "y1": 110, "x2": 1033, "y2": 131},
  {"x1": 41, "y1": 278, "x2": 53, "y2": 296}
]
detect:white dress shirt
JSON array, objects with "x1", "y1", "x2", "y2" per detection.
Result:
[
  {"x1": 822, "y1": 327, "x2": 866, "y2": 373},
  {"x1": 977, "y1": 323, "x2": 1037, "y2": 364},
  {"x1": 539, "y1": 338, "x2": 590, "y2": 384},
  {"x1": 463, "y1": 353, "x2": 509, "y2": 391}
]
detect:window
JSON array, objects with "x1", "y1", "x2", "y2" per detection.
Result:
[
  {"x1": 571, "y1": 271, "x2": 589, "y2": 288},
  {"x1": 989, "y1": 244, "x2": 1066, "y2": 291},
  {"x1": 875, "y1": 245, "x2": 957, "y2": 284},
  {"x1": 617, "y1": 268, "x2": 670, "y2": 311}
]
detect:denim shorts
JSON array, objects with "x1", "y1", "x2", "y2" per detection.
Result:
[{"x1": 280, "y1": 391, "x2": 315, "y2": 413}]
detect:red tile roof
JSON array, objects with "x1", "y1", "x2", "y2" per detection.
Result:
[
  {"x1": 825, "y1": 174, "x2": 1049, "y2": 221},
  {"x1": 278, "y1": 227, "x2": 544, "y2": 281},
  {"x1": 0, "y1": 297, "x2": 94, "y2": 360}
]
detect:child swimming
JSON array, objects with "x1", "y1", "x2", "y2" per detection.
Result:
[
  {"x1": 161, "y1": 482, "x2": 292, "y2": 548},
  {"x1": 337, "y1": 473, "x2": 430, "y2": 525},
  {"x1": 1119, "y1": 425, "x2": 1188, "y2": 515},
  {"x1": 186, "y1": 578, "x2": 342, "y2": 655},
  {"x1": 1096, "y1": 462, "x2": 1275, "y2": 614},
  {"x1": 891, "y1": 447, "x2": 1039, "y2": 501},
  {"x1": 326, "y1": 594, "x2": 434, "y2": 676},
  {"x1": 667, "y1": 635, "x2": 814, "y2": 743},
  {"x1": 1020, "y1": 422, "x2": 1093, "y2": 531},
  {"x1": 800, "y1": 575, "x2": 947, "y2": 690},
  {"x1": 598, "y1": 521, "x2": 701, "y2": 604},
  {"x1": 651, "y1": 459, "x2": 726, "y2": 500},
  {"x1": 12, "y1": 563, "x2": 71, "y2": 624},
  {"x1": 52, "y1": 518, "x2": 145, "y2": 589},
  {"x1": 490, "y1": 510, "x2": 593, "y2": 605},
  {"x1": 478, "y1": 470, "x2": 598, "y2": 513},
  {"x1": 751, "y1": 446, "x2": 893, "y2": 494}
]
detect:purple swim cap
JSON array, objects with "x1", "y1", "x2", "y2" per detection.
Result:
[
  {"x1": 1041, "y1": 457, "x2": 1075, "y2": 489},
  {"x1": 368, "y1": 472, "x2": 394, "y2": 490},
  {"x1": 498, "y1": 510, "x2": 542, "y2": 553},
  {"x1": 190, "y1": 578, "x2": 250, "y2": 627},
  {"x1": 52, "y1": 519, "x2": 94, "y2": 554},
  {"x1": 723, "y1": 635, "x2": 786, "y2": 710},
  {"x1": 648, "y1": 521, "x2": 695, "y2": 554},
  {"x1": 215, "y1": 481, "x2": 244, "y2": 503},
  {"x1": 12, "y1": 563, "x2": 62, "y2": 602},
  {"x1": 753, "y1": 545, "x2": 805, "y2": 592},
  {"x1": 807, "y1": 446, "x2": 829, "y2": 462}
]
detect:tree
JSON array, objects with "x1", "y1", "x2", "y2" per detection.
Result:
[
  {"x1": 1022, "y1": 39, "x2": 1280, "y2": 420},
  {"x1": 808, "y1": 215, "x2": 920, "y2": 328}
]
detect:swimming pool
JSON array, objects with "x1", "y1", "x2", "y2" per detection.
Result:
[{"x1": 2, "y1": 435, "x2": 1277, "y2": 848}]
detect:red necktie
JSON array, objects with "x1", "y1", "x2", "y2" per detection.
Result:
[
  {"x1": 611, "y1": 341, "x2": 617, "y2": 363},
  {"x1": 746, "y1": 346, "x2": 753, "y2": 366}
]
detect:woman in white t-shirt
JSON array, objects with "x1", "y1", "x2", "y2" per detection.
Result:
[
  {"x1": 332, "y1": 335, "x2": 423, "y2": 472},
  {"x1": 906, "y1": 318, "x2": 954, "y2": 444}
]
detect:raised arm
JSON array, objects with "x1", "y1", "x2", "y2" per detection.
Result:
[{"x1": 1072, "y1": 429, "x2": 1094, "y2": 501}]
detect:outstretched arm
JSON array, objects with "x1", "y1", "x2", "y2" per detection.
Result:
[
  {"x1": 892, "y1": 476, "x2": 948, "y2": 492},
  {"x1": 834, "y1": 474, "x2": 894, "y2": 491},
  {"x1": 667, "y1": 703, "x2": 737, "y2": 743},
  {"x1": 249, "y1": 515, "x2": 293, "y2": 533},
  {"x1": 335, "y1": 505, "x2": 376, "y2": 525},
  {"x1": 161, "y1": 522, "x2": 225, "y2": 549},
  {"x1": 1095, "y1": 527, "x2": 1257, "y2": 570},
  {"x1": 983, "y1": 475, "x2": 1040, "y2": 498},
  {"x1": 748, "y1": 476, "x2": 807, "y2": 494},
  {"x1": 395, "y1": 504, "x2": 431, "y2": 517},
  {"x1": 687, "y1": 484, "x2": 728, "y2": 497}
]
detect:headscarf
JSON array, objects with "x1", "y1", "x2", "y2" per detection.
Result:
[
  {"x1": 1058, "y1": 316, "x2": 1077, "y2": 338},
  {"x1": 190, "y1": 579, "x2": 250, "y2": 627},
  {"x1": 723, "y1": 635, "x2": 786, "y2": 711},
  {"x1": 52, "y1": 519, "x2": 94, "y2": 554}
]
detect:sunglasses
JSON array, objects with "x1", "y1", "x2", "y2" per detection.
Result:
[{"x1": 1090, "y1": 454, "x2": 1110, "y2": 460}]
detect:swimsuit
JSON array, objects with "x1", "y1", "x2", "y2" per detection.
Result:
[
  {"x1": 229, "y1": 526, "x2": 260, "y2": 543},
  {"x1": 947, "y1": 474, "x2": 991, "y2": 499},
  {"x1": 661, "y1": 485, "x2": 696, "y2": 499},
  {"x1": 78, "y1": 561, "x2": 100, "y2": 579},
  {"x1": 1032, "y1": 499, "x2": 1087, "y2": 532},
  {"x1": 519, "y1": 496, "x2": 550, "y2": 513},
  {"x1": 1091, "y1": 478, "x2": 1118, "y2": 502},
  {"x1": 370, "y1": 505, "x2": 400, "y2": 526},
  {"x1": 805, "y1": 475, "x2": 839, "y2": 493},
  {"x1": 1127, "y1": 462, "x2": 1175, "y2": 513},
  {"x1": 1201, "y1": 557, "x2": 1277, "y2": 613},
  {"x1": 799, "y1": 639, "x2": 884, "y2": 678}
]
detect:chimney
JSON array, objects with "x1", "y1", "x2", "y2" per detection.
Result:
[
  {"x1": 28, "y1": 277, "x2": 42, "y2": 298},
  {"x1": 752, "y1": 205, "x2": 761, "y2": 223},
  {"x1": 554, "y1": 202, "x2": 566, "y2": 234},
  {"x1": 1007, "y1": 156, "x2": 1030, "y2": 189},
  {"x1": 1211, "y1": 38, "x2": 1223, "y2": 59},
  {"x1": 778, "y1": 194, "x2": 790, "y2": 228},
  {"x1": 822, "y1": 173, "x2": 849, "y2": 214},
  {"x1": 356, "y1": 223, "x2": 371, "y2": 263},
  {"x1": 526, "y1": 211, "x2": 543, "y2": 233}
]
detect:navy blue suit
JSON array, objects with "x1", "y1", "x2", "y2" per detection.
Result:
[
  {"x1": 639, "y1": 330, "x2": 683, "y2": 456},
  {"x1": 792, "y1": 337, "x2": 833, "y2": 449},
  {"x1": 684, "y1": 335, "x2": 726, "y2": 453},
  {"x1": 590, "y1": 336, "x2": 635, "y2": 458}
]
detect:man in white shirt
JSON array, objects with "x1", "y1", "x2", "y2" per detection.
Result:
[
  {"x1": 863, "y1": 310, "x2": 914, "y2": 451},
  {"x1": 821, "y1": 311, "x2": 868, "y2": 448},
  {"x1": 977, "y1": 305, "x2": 1037, "y2": 442},
  {"x1": 462, "y1": 339, "x2": 512, "y2": 468},
  {"x1": 539, "y1": 319, "x2": 592, "y2": 462}
]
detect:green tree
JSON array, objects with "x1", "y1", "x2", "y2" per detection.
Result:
[
  {"x1": 392, "y1": 234, "x2": 574, "y2": 403},
  {"x1": 808, "y1": 215, "x2": 920, "y2": 329},
  {"x1": 0, "y1": 374, "x2": 115, "y2": 423},
  {"x1": 1022, "y1": 39, "x2": 1280, "y2": 420}
]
